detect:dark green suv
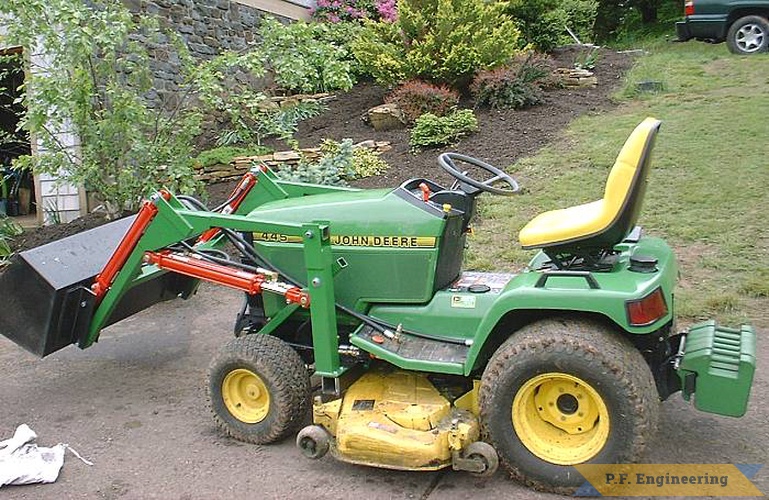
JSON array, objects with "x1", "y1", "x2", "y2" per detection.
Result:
[{"x1": 676, "y1": 0, "x2": 769, "y2": 54}]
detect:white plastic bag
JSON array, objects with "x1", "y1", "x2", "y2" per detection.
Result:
[{"x1": 0, "y1": 424, "x2": 91, "y2": 488}]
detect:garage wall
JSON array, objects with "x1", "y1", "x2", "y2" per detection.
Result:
[{"x1": 1, "y1": 22, "x2": 85, "y2": 224}]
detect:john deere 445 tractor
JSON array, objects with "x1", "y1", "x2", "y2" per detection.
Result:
[{"x1": 0, "y1": 118, "x2": 756, "y2": 491}]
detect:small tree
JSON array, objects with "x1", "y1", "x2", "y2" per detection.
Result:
[
  {"x1": 506, "y1": 0, "x2": 599, "y2": 51},
  {"x1": 0, "y1": 0, "x2": 202, "y2": 217}
]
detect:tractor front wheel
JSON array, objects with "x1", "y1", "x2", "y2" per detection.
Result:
[
  {"x1": 207, "y1": 334, "x2": 310, "y2": 444},
  {"x1": 479, "y1": 318, "x2": 659, "y2": 493}
]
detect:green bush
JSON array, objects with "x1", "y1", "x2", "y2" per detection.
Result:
[
  {"x1": 472, "y1": 53, "x2": 556, "y2": 109},
  {"x1": 278, "y1": 139, "x2": 356, "y2": 186},
  {"x1": 410, "y1": 110, "x2": 478, "y2": 149},
  {"x1": 506, "y1": 0, "x2": 598, "y2": 52},
  {"x1": 320, "y1": 139, "x2": 389, "y2": 179},
  {"x1": 352, "y1": 0, "x2": 522, "y2": 89},
  {"x1": 277, "y1": 139, "x2": 389, "y2": 185},
  {"x1": 194, "y1": 18, "x2": 361, "y2": 148},
  {"x1": 384, "y1": 80, "x2": 459, "y2": 124},
  {"x1": 258, "y1": 18, "x2": 357, "y2": 93}
]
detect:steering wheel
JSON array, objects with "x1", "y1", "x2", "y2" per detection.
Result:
[{"x1": 438, "y1": 153, "x2": 520, "y2": 196}]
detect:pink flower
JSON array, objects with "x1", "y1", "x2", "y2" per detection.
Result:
[{"x1": 376, "y1": 0, "x2": 397, "y2": 22}]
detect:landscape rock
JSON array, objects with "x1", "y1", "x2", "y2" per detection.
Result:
[{"x1": 366, "y1": 103, "x2": 407, "y2": 131}]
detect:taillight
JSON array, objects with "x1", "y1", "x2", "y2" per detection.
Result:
[
  {"x1": 626, "y1": 288, "x2": 668, "y2": 326},
  {"x1": 684, "y1": 0, "x2": 695, "y2": 16}
]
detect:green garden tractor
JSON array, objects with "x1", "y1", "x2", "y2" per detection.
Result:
[{"x1": 0, "y1": 118, "x2": 756, "y2": 492}]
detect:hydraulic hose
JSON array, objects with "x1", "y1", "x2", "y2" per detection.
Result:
[{"x1": 172, "y1": 196, "x2": 471, "y2": 346}]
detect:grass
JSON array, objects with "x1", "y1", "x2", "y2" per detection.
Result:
[{"x1": 466, "y1": 39, "x2": 769, "y2": 327}]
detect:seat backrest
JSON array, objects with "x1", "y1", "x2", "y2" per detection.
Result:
[{"x1": 591, "y1": 117, "x2": 661, "y2": 249}]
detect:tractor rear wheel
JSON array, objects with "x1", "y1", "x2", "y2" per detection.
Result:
[
  {"x1": 207, "y1": 334, "x2": 311, "y2": 444},
  {"x1": 479, "y1": 318, "x2": 659, "y2": 493}
]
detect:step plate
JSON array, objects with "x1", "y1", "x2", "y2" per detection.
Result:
[{"x1": 355, "y1": 324, "x2": 468, "y2": 365}]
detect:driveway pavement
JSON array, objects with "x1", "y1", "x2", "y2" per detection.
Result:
[{"x1": 1, "y1": 284, "x2": 766, "y2": 499}]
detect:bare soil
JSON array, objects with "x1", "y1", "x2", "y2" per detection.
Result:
[
  {"x1": 285, "y1": 46, "x2": 633, "y2": 190},
  {"x1": 12, "y1": 46, "x2": 633, "y2": 252}
]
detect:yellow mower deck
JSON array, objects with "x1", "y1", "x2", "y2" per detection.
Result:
[{"x1": 312, "y1": 368, "x2": 480, "y2": 471}]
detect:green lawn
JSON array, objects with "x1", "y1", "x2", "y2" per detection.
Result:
[{"x1": 467, "y1": 40, "x2": 769, "y2": 327}]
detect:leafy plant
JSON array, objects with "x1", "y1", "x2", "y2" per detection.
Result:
[
  {"x1": 277, "y1": 139, "x2": 389, "y2": 185},
  {"x1": 472, "y1": 53, "x2": 556, "y2": 109},
  {"x1": 352, "y1": 0, "x2": 522, "y2": 89},
  {"x1": 194, "y1": 145, "x2": 273, "y2": 169},
  {"x1": 375, "y1": 0, "x2": 398, "y2": 22},
  {"x1": 278, "y1": 139, "x2": 356, "y2": 186},
  {"x1": 194, "y1": 61, "x2": 319, "y2": 148},
  {"x1": 320, "y1": 139, "x2": 389, "y2": 179},
  {"x1": 1, "y1": 0, "x2": 202, "y2": 217},
  {"x1": 505, "y1": 0, "x2": 598, "y2": 52},
  {"x1": 312, "y1": 0, "x2": 397, "y2": 23},
  {"x1": 0, "y1": 215, "x2": 23, "y2": 267},
  {"x1": 384, "y1": 81, "x2": 459, "y2": 124},
  {"x1": 194, "y1": 18, "x2": 359, "y2": 148},
  {"x1": 574, "y1": 46, "x2": 600, "y2": 70},
  {"x1": 410, "y1": 109, "x2": 478, "y2": 149},
  {"x1": 258, "y1": 18, "x2": 357, "y2": 93}
]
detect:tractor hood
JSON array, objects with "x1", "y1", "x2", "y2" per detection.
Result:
[
  {"x1": 247, "y1": 181, "x2": 468, "y2": 309},
  {"x1": 248, "y1": 187, "x2": 446, "y2": 240}
]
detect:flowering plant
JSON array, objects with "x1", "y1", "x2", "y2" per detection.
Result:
[
  {"x1": 375, "y1": 0, "x2": 397, "y2": 22},
  {"x1": 312, "y1": 0, "x2": 397, "y2": 23}
]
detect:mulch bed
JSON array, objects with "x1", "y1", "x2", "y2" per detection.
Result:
[{"x1": 11, "y1": 46, "x2": 633, "y2": 253}]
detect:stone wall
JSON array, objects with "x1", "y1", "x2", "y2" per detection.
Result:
[
  {"x1": 195, "y1": 140, "x2": 392, "y2": 183},
  {"x1": 122, "y1": 0, "x2": 288, "y2": 104}
]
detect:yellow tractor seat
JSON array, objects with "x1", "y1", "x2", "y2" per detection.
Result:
[{"x1": 519, "y1": 118, "x2": 661, "y2": 256}]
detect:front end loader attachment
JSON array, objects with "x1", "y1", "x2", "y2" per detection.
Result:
[{"x1": 0, "y1": 215, "x2": 196, "y2": 357}]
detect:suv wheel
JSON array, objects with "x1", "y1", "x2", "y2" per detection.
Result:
[{"x1": 727, "y1": 15, "x2": 769, "y2": 54}]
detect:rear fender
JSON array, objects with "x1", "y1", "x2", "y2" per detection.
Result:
[{"x1": 464, "y1": 237, "x2": 678, "y2": 376}]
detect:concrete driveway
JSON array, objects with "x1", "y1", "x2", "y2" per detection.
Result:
[{"x1": 1, "y1": 283, "x2": 766, "y2": 499}]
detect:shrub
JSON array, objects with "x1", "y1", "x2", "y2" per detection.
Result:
[
  {"x1": 375, "y1": 0, "x2": 397, "y2": 22},
  {"x1": 410, "y1": 110, "x2": 478, "y2": 149},
  {"x1": 471, "y1": 53, "x2": 557, "y2": 109},
  {"x1": 312, "y1": 0, "x2": 397, "y2": 23},
  {"x1": 320, "y1": 139, "x2": 389, "y2": 179},
  {"x1": 352, "y1": 0, "x2": 522, "y2": 89},
  {"x1": 384, "y1": 81, "x2": 460, "y2": 123},
  {"x1": 258, "y1": 18, "x2": 357, "y2": 93},
  {"x1": 277, "y1": 139, "x2": 389, "y2": 185},
  {"x1": 506, "y1": 0, "x2": 598, "y2": 52},
  {"x1": 194, "y1": 18, "x2": 360, "y2": 148},
  {"x1": 278, "y1": 139, "x2": 355, "y2": 186},
  {"x1": 562, "y1": 0, "x2": 600, "y2": 43}
]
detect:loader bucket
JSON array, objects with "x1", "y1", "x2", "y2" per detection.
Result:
[{"x1": 0, "y1": 215, "x2": 196, "y2": 357}]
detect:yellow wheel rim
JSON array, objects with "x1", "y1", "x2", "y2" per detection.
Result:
[
  {"x1": 222, "y1": 368, "x2": 270, "y2": 424},
  {"x1": 512, "y1": 372, "x2": 609, "y2": 465}
]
